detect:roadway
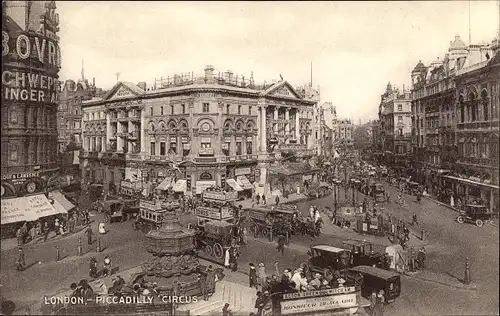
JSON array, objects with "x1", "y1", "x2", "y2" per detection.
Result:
[{"x1": 1, "y1": 184, "x2": 498, "y2": 315}]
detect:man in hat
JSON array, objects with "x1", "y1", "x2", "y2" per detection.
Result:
[
  {"x1": 309, "y1": 273, "x2": 322, "y2": 290},
  {"x1": 291, "y1": 268, "x2": 302, "y2": 291},
  {"x1": 199, "y1": 271, "x2": 208, "y2": 301},
  {"x1": 417, "y1": 247, "x2": 426, "y2": 270},
  {"x1": 249, "y1": 263, "x2": 258, "y2": 288},
  {"x1": 257, "y1": 263, "x2": 267, "y2": 288},
  {"x1": 16, "y1": 248, "x2": 25, "y2": 271},
  {"x1": 85, "y1": 226, "x2": 94, "y2": 245},
  {"x1": 276, "y1": 234, "x2": 285, "y2": 255}
]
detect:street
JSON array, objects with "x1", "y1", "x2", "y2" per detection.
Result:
[{"x1": 1, "y1": 182, "x2": 498, "y2": 315}]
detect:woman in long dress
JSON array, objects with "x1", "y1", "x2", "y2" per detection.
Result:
[{"x1": 98, "y1": 222, "x2": 106, "y2": 234}]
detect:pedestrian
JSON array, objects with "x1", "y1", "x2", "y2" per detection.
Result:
[
  {"x1": 89, "y1": 257, "x2": 98, "y2": 279},
  {"x1": 68, "y1": 216, "x2": 75, "y2": 234},
  {"x1": 224, "y1": 248, "x2": 231, "y2": 269},
  {"x1": 54, "y1": 218, "x2": 60, "y2": 235},
  {"x1": 262, "y1": 195, "x2": 266, "y2": 205},
  {"x1": 242, "y1": 227, "x2": 248, "y2": 245},
  {"x1": 417, "y1": 247, "x2": 426, "y2": 270},
  {"x1": 206, "y1": 265, "x2": 215, "y2": 294},
  {"x1": 103, "y1": 255, "x2": 112, "y2": 277},
  {"x1": 98, "y1": 222, "x2": 106, "y2": 234},
  {"x1": 256, "y1": 194, "x2": 260, "y2": 205},
  {"x1": 43, "y1": 221, "x2": 50, "y2": 242},
  {"x1": 276, "y1": 234, "x2": 285, "y2": 255},
  {"x1": 249, "y1": 263, "x2": 258, "y2": 288},
  {"x1": 257, "y1": 263, "x2": 267, "y2": 288},
  {"x1": 371, "y1": 290, "x2": 385, "y2": 316},
  {"x1": 16, "y1": 247, "x2": 25, "y2": 271},
  {"x1": 222, "y1": 303, "x2": 232, "y2": 316},
  {"x1": 85, "y1": 226, "x2": 94, "y2": 245},
  {"x1": 275, "y1": 195, "x2": 280, "y2": 205},
  {"x1": 16, "y1": 227, "x2": 24, "y2": 247},
  {"x1": 199, "y1": 272, "x2": 208, "y2": 301}
]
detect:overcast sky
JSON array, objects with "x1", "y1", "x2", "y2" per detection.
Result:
[{"x1": 57, "y1": 1, "x2": 499, "y2": 122}]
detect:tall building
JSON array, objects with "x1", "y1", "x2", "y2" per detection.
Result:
[
  {"x1": 378, "y1": 83, "x2": 412, "y2": 165},
  {"x1": 448, "y1": 38, "x2": 499, "y2": 213},
  {"x1": 80, "y1": 66, "x2": 318, "y2": 196},
  {"x1": 332, "y1": 118, "x2": 354, "y2": 151},
  {"x1": 410, "y1": 35, "x2": 468, "y2": 187},
  {"x1": 57, "y1": 75, "x2": 106, "y2": 152},
  {"x1": 1, "y1": 1, "x2": 62, "y2": 197}
]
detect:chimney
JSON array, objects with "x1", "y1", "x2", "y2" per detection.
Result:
[
  {"x1": 227, "y1": 70, "x2": 233, "y2": 83},
  {"x1": 137, "y1": 82, "x2": 147, "y2": 91},
  {"x1": 93, "y1": 77, "x2": 95, "y2": 87},
  {"x1": 204, "y1": 65, "x2": 215, "y2": 83}
]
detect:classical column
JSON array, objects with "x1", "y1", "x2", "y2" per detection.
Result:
[
  {"x1": 230, "y1": 135, "x2": 236, "y2": 156},
  {"x1": 140, "y1": 107, "x2": 145, "y2": 153},
  {"x1": 117, "y1": 122, "x2": 123, "y2": 152},
  {"x1": 295, "y1": 109, "x2": 301, "y2": 141},
  {"x1": 285, "y1": 108, "x2": 290, "y2": 143},
  {"x1": 256, "y1": 105, "x2": 261, "y2": 153},
  {"x1": 261, "y1": 105, "x2": 267, "y2": 152},
  {"x1": 101, "y1": 136, "x2": 106, "y2": 152},
  {"x1": 177, "y1": 135, "x2": 182, "y2": 156},
  {"x1": 128, "y1": 120, "x2": 133, "y2": 153},
  {"x1": 273, "y1": 106, "x2": 279, "y2": 134},
  {"x1": 106, "y1": 112, "x2": 111, "y2": 146},
  {"x1": 188, "y1": 102, "x2": 194, "y2": 158}
]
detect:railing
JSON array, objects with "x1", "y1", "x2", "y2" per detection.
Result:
[{"x1": 279, "y1": 143, "x2": 307, "y2": 151}]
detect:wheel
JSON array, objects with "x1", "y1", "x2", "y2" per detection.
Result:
[
  {"x1": 261, "y1": 227, "x2": 269, "y2": 237},
  {"x1": 475, "y1": 219, "x2": 484, "y2": 227},
  {"x1": 456, "y1": 216, "x2": 465, "y2": 224},
  {"x1": 213, "y1": 243, "x2": 224, "y2": 259},
  {"x1": 205, "y1": 244, "x2": 213, "y2": 256}
]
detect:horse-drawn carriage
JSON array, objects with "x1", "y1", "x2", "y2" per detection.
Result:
[
  {"x1": 193, "y1": 221, "x2": 235, "y2": 260},
  {"x1": 134, "y1": 200, "x2": 172, "y2": 232},
  {"x1": 103, "y1": 198, "x2": 139, "y2": 223},
  {"x1": 247, "y1": 205, "x2": 301, "y2": 240},
  {"x1": 370, "y1": 183, "x2": 386, "y2": 203}
]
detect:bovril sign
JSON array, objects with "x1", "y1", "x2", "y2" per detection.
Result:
[{"x1": 2, "y1": 29, "x2": 61, "y2": 104}]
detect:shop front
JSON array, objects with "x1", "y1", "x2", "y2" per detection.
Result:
[
  {"x1": 267, "y1": 162, "x2": 320, "y2": 197},
  {"x1": 443, "y1": 175, "x2": 499, "y2": 213}
]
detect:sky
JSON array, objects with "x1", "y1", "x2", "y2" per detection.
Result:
[{"x1": 57, "y1": 1, "x2": 499, "y2": 122}]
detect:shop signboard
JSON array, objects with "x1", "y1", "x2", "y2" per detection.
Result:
[
  {"x1": 195, "y1": 206, "x2": 221, "y2": 220},
  {"x1": 199, "y1": 148, "x2": 214, "y2": 156},
  {"x1": 220, "y1": 206, "x2": 234, "y2": 220},
  {"x1": 303, "y1": 175, "x2": 312, "y2": 181},
  {"x1": 139, "y1": 200, "x2": 162, "y2": 211},
  {"x1": 235, "y1": 167, "x2": 251, "y2": 176},
  {"x1": 195, "y1": 180, "x2": 216, "y2": 194},
  {"x1": 202, "y1": 191, "x2": 238, "y2": 202},
  {"x1": 181, "y1": 137, "x2": 189, "y2": 143},
  {"x1": 183, "y1": 143, "x2": 191, "y2": 150},
  {"x1": 280, "y1": 287, "x2": 358, "y2": 315}
]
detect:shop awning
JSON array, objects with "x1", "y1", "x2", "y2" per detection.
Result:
[
  {"x1": 443, "y1": 175, "x2": 499, "y2": 190},
  {"x1": 49, "y1": 191, "x2": 75, "y2": 212},
  {"x1": 173, "y1": 179, "x2": 187, "y2": 193},
  {"x1": 1, "y1": 194, "x2": 61, "y2": 225},
  {"x1": 236, "y1": 175, "x2": 253, "y2": 190},
  {"x1": 226, "y1": 179, "x2": 243, "y2": 192},
  {"x1": 156, "y1": 177, "x2": 173, "y2": 191}
]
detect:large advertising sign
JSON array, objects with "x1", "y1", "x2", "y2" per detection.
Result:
[
  {"x1": 2, "y1": 30, "x2": 61, "y2": 104},
  {"x1": 280, "y1": 293, "x2": 357, "y2": 315}
]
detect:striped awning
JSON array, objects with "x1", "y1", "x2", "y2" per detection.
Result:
[
  {"x1": 226, "y1": 179, "x2": 243, "y2": 192},
  {"x1": 156, "y1": 177, "x2": 173, "y2": 191}
]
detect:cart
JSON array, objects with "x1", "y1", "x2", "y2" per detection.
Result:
[{"x1": 194, "y1": 221, "x2": 235, "y2": 259}]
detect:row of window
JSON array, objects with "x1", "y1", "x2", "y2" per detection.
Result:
[
  {"x1": 149, "y1": 103, "x2": 253, "y2": 116},
  {"x1": 149, "y1": 140, "x2": 254, "y2": 156}
]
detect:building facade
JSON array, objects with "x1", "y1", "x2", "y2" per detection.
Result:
[
  {"x1": 80, "y1": 66, "x2": 317, "y2": 196},
  {"x1": 57, "y1": 76, "x2": 105, "y2": 152},
  {"x1": 450, "y1": 39, "x2": 499, "y2": 213},
  {"x1": 1, "y1": 0, "x2": 62, "y2": 198},
  {"x1": 378, "y1": 83, "x2": 412, "y2": 165}
]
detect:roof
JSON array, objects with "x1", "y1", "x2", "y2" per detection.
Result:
[
  {"x1": 206, "y1": 220, "x2": 233, "y2": 227},
  {"x1": 412, "y1": 60, "x2": 426, "y2": 72},
  {"x1": 267, "y1": 162, "x2": 319, "y2": 176},
  {"x1": 311, "y1": 245, "x2": 346, "y2": 253},
  {"x1": 349, "y1": 266, "x2": 400, "y2": 279},
  {"x1": 449, "y1": 35, "x2": 467, "y2": 51}
]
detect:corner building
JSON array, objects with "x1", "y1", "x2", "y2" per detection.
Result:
[
  {"x1": 1, "y1": 1, "x2": 62, "y2": 197},
  {"x1": 81, "y1": 66, "x2": 317, "y2": 195}
]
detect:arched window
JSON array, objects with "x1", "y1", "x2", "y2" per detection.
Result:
[
  {"x1": 469, "y1": 92, "x2": 476, "y2": 121},
  {"x1": 459, "y1": 95, "x2": 465, "y2": 123},
  {"x1": 481, "y1": 90, "x2": 489, "y2": 121}
]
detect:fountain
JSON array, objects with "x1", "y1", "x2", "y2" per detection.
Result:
[{"x1": 133, "y1": 212, "x2": 204, "y2": 297}]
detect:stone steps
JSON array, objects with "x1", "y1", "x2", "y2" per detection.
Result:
[{"x1": 179, "y1": 280, "x2": 257, "y2": 316}]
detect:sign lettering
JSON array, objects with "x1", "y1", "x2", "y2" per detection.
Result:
[
  {"x1": 1, "y1": 172, "x2": 39, "y2": 180},
  {"x1": 283, "y1": 287, "x2": 356, "y2": 300},
  {"x1": 2, "y1": 70, "x2": 60, "y2": 103},
  {"x1": 202, "y1": 191, "x2": 238, "y2": 202},
  {"x1": 280, "y1": 293, "x2": 357, "y2": 315},
  {"x1": 2, "y1": 31, "x2": 61, "y2": 67},
  {"x1": 195, "y1": 206, "x2": 222, "y2": 220},
  {"x1": 139, "y1": 200, "x2": 162, "y2": 211}
]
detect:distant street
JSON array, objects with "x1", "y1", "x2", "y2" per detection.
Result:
[{"x1": 1, "y1": 183, "x2": 498, "y2": 315}]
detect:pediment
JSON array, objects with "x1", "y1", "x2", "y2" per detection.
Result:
[
  {"x1": 104, "y1": 82, "x2": 144, "y2": 101},
  {"x1": 264, "y1": 81, "x2": 302, "y2": 99}
]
